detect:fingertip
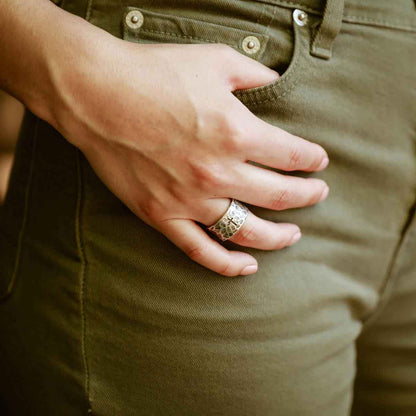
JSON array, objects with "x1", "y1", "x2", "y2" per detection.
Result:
[
  {"x1": 227, "y1": 251, "x2": 257, "y2": 275},
  {"x1": 266, "y1": 68, "x2": 280, "y2": 80},
  {"x1": 288, "y1": 231, "x2": 302, "y2": 246},
  {"x1": 240, "y1": 264, "x2": 258, "y2": 276},
  {"x1": 228, "y1": 60, "x2": 280, "y2": 91},
  {"x1": 316, "y1": 156, "x2": 329, "y2": 171},
  {"x1": 319, "y1": 185, "x2": 330, "y2": 201}
]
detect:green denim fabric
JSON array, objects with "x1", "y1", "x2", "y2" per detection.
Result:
[{"x1": 1, "y1": 0, "x2": 416, "y2": 415}]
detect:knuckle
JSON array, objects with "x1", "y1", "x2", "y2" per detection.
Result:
[
  {"x1": 167, "y1": 180, "x2": 188, "y2": 203},
  {"x1": 215, "y1": 114, "x2": 246, "y2": 151},
  {"x1": 190, "y1": 160, "x2": 226, "y2": 190},
  {"x1": 218, "y1": 260, "x2": 236, "y2": 276},
  {"x1": 270, "y1": 187, "x2": 292, "y2": 211},
  {"x1": 139, "y1": 197, "x2": 163, "y2": 223},
  {"x1": 185, "y1": 244, "x2": 207, "y2": 262},
  {"x1": 287, "y1": 144, "x2": 304, "y2": 170}
]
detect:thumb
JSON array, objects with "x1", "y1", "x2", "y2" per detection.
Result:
[{"x1": 224, "y1": 52, "x2": 280, "y2": 91}]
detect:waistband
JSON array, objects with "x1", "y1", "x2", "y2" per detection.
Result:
[
  {"x1": 258, "y1": 0, "x2": 416, "y2": 31},
  {"x1": 60, "y1": 0, "x2": 416, "y2": 32}
]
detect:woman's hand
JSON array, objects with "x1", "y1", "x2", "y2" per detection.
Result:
[
  {"x1": 0, "y1": 0, "x2": 329, "y2": 276},
  {"x1": 52, "y1": 37, "x2": 329, "y2": 276}
]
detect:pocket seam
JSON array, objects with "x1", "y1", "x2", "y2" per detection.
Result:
[
  {"x1": 122, "y1": 5, "x2": 311, "y2": 108},
  {"x1": 135, "y1": 28, "x2": 242, "y2": 49},
  {"x1": 123, "y1": 7, "x2": 270, "y2": 60},
  {"x1": 0, "y1": 116, "x2": 39, "y2": 301},
  {"x1": 233, "y1": 21, "x2": 311, "y2": 107}
]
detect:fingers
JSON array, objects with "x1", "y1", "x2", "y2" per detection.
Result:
[
  {"x1": 220, "y1": 46, "x2": 280, "y2": 91},
  {"x1": 220, "y1": 162, "x2": 329, "y2": 211},
  {"x1": 157, "y1": 197, "x2": 302, "y2": 277},
  {"x1": 240, "y1": 112, "x2": 329, "y2": 172},
  {"x1": 228, "y1": 211, "x2": 301, "y2": 250},
  {"x1": 195, "y1": 197, "x2": 301, "y2": 250},
  {"x1": 157, "y1": 218, "x2": 258, "y2": 277},
  {"x1": 197, "y1": 198, "x2": 301, "y2": 250}
]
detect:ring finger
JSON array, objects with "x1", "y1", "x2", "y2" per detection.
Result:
[{"x1": 198, "y1": 198, "x2": 302, "y2": 250}]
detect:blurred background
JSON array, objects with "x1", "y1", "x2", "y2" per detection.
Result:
[{"x1": 0, "y1": 90, "x2": 24, "y2": 204}]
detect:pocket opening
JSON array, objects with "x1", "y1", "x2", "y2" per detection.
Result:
[
  {"x1": 121, "y1": 6, "x2": 313, "y2": 108},
  {"x1": 233, "y1": 13, "x2": 312, "y2": 107}
]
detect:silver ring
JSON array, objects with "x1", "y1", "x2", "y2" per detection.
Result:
[{"x1": 207, "y1": 199, "x2": 249, "y2": 241}]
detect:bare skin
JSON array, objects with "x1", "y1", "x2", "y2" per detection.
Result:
[{"x1": 0, "y1": 0, "x2": 330, "y2": 276}]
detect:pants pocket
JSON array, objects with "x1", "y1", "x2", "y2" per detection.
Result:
[{"x1": 121, "y1": 4, "x2": 313, "y2": 108}]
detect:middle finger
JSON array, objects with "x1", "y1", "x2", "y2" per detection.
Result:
[{"x1": 239, "y1": 108, "x2": 329, "y2": 172}]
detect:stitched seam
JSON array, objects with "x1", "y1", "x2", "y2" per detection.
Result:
[
  {"x1": 344, "y1": 14, "x2": 416, "y2": 27},
  {"x1": 263, "y1": 2, "x2": 279, "y2": 32},
  {"x1": 136, "y1": 29, "x2": 237, "y2": 45},
  {"x1": 233, "y1": 24, "x2": 307, "y2": 104},
  {"x1": 266, "y1": 0, "x2": 322, "y2": 14},
  {"x1": 1, "y1": 117, "x2": 39, "y2": 300},
  {"x1": 82, "y1": 0, "x2": 93, "y2": 411},
  {"x1": 238, "y1": 72, "x2": 302, "y2": 107},
  {"x1": 255, "y1": 1, "x2": 267, "y2": 26},
  {"x1": 75, "y1": 149, "x2": 91, "y2": 414},
  {"x1": 234, "y1": 62, "x2": 299, "y2": 100},
  {"x1": 343, "y1": 15, "x2": 416, "y2": 33},
  {"x1": 251, "y1": 1, "x2": 416, "y2": 31},
  {"x1": 131, "y1": 28, "x2": 263, "y2": 54},
  {"x1": 85, "y1": 0, "x2": 93, "y2": 21}
]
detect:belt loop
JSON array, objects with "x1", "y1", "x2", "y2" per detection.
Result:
[{"x1": 310, "y1": 0, "x2": 344, "y2": 60}]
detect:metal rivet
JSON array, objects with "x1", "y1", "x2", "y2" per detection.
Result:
[
  {"x1": 242, "y1": 36, "x2": 261, "y2": 55},
  {"x1": 293, "y1": 9, "x2": 308, "y2": 26},
  {"x1": 126, "y1": 10, "x2": 144, "y2": 30}
]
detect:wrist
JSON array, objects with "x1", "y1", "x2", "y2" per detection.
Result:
[
  {"x1": 29, "y1": 7, "x2": 104, "y2": 126},
  {"x1": 0, "y1": 0, "x2": 115, "y2": 131},
  {"x1": 38, "y1": 11, "x2": 121, "y2": 139}
]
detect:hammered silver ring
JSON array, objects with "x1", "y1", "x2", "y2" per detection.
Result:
[{"x1": 207, "y1": 199, "x2": 249, "y2": 241}]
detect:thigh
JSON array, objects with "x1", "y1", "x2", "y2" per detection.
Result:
[
  {"x1": 75, "y1": 4, "x2": 415, "y2": 415},
  {"x1": 352, "y1": 218, "x2": 416, "y2": 416},
  {"x1": 0, "y1": 113, "x2": 88, "y2": 415},
  {"x1": 1, "y1": 1, "x2": 415, "y2": 416}
]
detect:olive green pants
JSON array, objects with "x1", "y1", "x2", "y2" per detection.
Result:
[{"x1": 1, "y1": 0, "x2": 416, "y2": 414}]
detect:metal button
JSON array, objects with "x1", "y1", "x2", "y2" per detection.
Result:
[
  {"x1": 293, "y1": 9, "x2": 308, "y2": 26},
  {"x1": 126, "y1": 10, "x2": 144, "y2": 30},
  {"x1": 242, "y1": 36, "x2": 261, "y2": 55}
]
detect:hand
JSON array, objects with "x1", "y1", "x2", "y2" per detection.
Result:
[{"x1": 46, "y1": 27, "x2": 330, "y2": 276}]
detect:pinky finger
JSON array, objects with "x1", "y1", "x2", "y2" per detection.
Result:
[{"x1": 157, "y1": 218, "x2": 258, "y2": 276}]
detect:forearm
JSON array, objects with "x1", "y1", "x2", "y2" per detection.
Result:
[{"x1": 0, "y1": 0, "x2": 109, "y2": 123}]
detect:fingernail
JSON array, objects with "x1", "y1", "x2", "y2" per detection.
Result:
[
  {"x1": 240, "y1": 264, "x2": 258, "y2": 276},
  {"x1": 288, "y1": 231, "x2": 301, "y2": 246},
  {"x1": 319, "y1": 185, "x2": 330, "y2": 201},
  {"x1": 318, "y1": 156, "x2": 329, "y2": 170}
]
